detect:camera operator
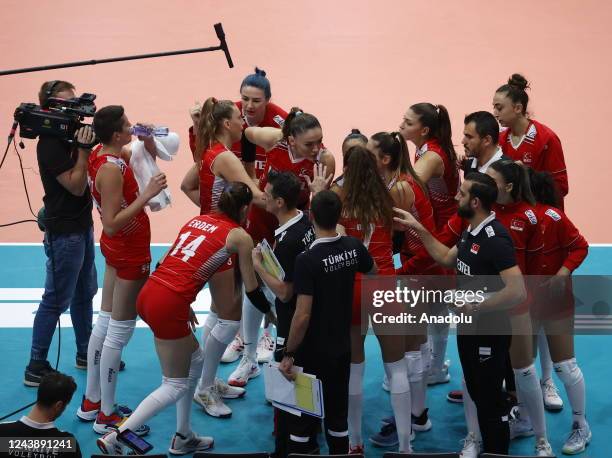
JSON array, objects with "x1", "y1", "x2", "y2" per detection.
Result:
[{"x1": 24, "y1": 80, "x2": 97, "y2": 387}]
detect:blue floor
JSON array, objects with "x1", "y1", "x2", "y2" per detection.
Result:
[{"x1": 0, "y1": 245, "x2": 610, "y2": 457}]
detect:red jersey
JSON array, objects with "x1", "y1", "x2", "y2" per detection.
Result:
[
  {"x1": 199, "y1": 142, "x2": 232, "y2": 215},
  {"x1": 88, "y1": 145, "x2": 151, "y2": 265},
  {"x1": 415, "y1": 138, "x2": 459, "y2": 230},
  {"x1": 341, "y1": 217, "x2": 394, "y2": 274},
  {"x1": 528, "y1": 204, "x2": 588, "y2": 275},
  {"x1": 492, "y1": 201, "x2": 543, "y2": 273},
  {"x1": 234, "y1": 101, "x2": 287, "y2": 177},
  {"x1": 150, "y1": 213, "x2": 239, "y2": 302},
  {"x1": 499, "y1": 120, "x2": 568, "y2": 208},
  {"x1": 189, "y1": 102, "x2": 287, "y2": 177}
]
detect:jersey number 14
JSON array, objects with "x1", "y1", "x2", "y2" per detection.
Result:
[{"x1": 171, "y1": 231, "x2": 206, "y2": 262}]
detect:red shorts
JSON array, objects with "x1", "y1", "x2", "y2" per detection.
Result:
[
  {"x1": 137, "y1": 279, "x2": 192, "y2": 339},
  {"x1": 102, "y1": 242, "x2": 151, "y2": 280},
  {"x1": 107, "y1": 261, "x2": 150, "y2": 280}
]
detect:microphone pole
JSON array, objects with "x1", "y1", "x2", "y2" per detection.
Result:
[{"x1": 0, "y1": 23, "x2": 234, "y2": 76}]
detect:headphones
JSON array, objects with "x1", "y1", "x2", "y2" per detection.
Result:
[{"x1": 42, "y1": 80, "x2": 60, "y2": 108}]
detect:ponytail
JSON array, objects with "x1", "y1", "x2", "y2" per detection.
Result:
[
  {"x1": 218, "y1": 182, "x2": 253, "y2": 223},
  {"x1": 282, "y1": 106, "x2": 321, "y2": 139},
  {"x1": 196, "y1": 97, "x2": 236, "y2": 154},
  {"x1": 489, "y1": 159, "x2": 536, "y2": 205},
  {"x1": 410, "y1": 103, "x2": 457, "y2": 176}
]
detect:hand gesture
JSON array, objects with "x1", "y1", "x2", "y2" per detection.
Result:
[
  {"x1": 393, "y1": 207, "x2": 422, "y2": 231},
  {"x1": 279, "y1": 355, "x2": 296, "y2": 381},
  {"x1": 190, "y1": 101, "x2": 202, "y2": 126},
  {"x1": 252, "y1": 244, "x2": 264, "y2": 269},
  {"x1": 305, "y1": 163, "x2": 333, "y2": 196},
  {"x1": 189, "y1": 307, "x2": 199, "y2": 333},
  {"x1": 144, "y1": 172, "x2": 167, "y2": 199}
]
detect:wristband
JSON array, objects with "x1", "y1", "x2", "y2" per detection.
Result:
[{"x1": 246, "y1": 286, "x2": 272, "y2": 314}]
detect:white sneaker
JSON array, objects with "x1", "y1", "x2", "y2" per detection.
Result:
[
  {"x1": 427, "y1": 360, "x2": 451, "y2": 385},
  {"x1": 169, "y1": 431, "x2": 214, "y2": 455},
  {"x1": 221, "y1": 334, "x2": 244, "y2": 363},
  {"x1": 228, "y1": 355, "x2": 261, "y2": 387},
  {"x1": 541, "y1": 378, "x2": 563, "y2": 411},
  {"x1": 459, "y1": 432, "x2": 481, "y2": 458},
  {"x1": 193, "y1": 386, "x2": 232, "y2": 418},
  {"x1": 215, "y1": 377, "x2": 246, "y2": 399},
  {"x1": 96, "y1": 431, "x2": 124, "y2": 455},
  {"x1": 535, "y1": 437, "x2": 554, "y2": 457},
  {"x1": 562, "y1": 421, "x2": 591, "y2": 455},
  {"x1": 509, "y1": 407, "x2": 534, "y2": 439},
  {"x1": 256, "y1": 332, "x2": 275, "y2": 363},
  {"x1": 382, "y1": 373, "x2": 389, "y2": 392}
]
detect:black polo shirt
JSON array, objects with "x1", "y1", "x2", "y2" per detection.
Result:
[
  {"x1": 36, "y1": 136, "x2": 93, "y2": 234},
  {"x1": 273, "y1": 211, "x2": 315, "y2": 348},
  {"x1": 293, "y1": 234, "x2": 374, "y2": 358},
  {"x1": 0, "y1": 416, "x2": 82, "y2": 458}
]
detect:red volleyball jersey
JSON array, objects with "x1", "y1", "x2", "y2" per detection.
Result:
[
  {"x1": 199, "y1": 142, "x2": 232, "y2": 215},
  {"x1": 528, "y1": 203, "x2": 588, "y2": 275},
  {"x1": 415, "y1": 138, "x2": 459, "y2": 230},
  {"x1": 88, "y1": 145, "x2": 151, "y2": 265},
  {"x1": 233, "y1": 101, "x2": 287, "y2": 177},
  {"x1": 499, "y1": 120, "x2": 568, "y2": 208},
  {"x1": 150, "y1": 213, "x2": 239, "y2": 302},
  {"x1": 492, "y1": 201, "x2": 543, "y2": 273},
  {"x1": 341, "y1": 217, "x2": 395, "y2": 274}
]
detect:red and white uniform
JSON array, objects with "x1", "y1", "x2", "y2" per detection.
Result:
[
  {"x1": 528, "y1": 203, "x2": 588, "y2": 320},
  {"x1": 341, "y1": 216, "x2": 394, "y2": 325},
  {"x1": 415, "y1": 138, "x2": 459, "y2": 230},
  {"x1": 138, "y1": 212, "x2": 239, "y2": 339},
  {"x1": 188, "y1": 102, "x2": 287, "y2": 176},
  {"x1": 234, "y1": 101, "x2": 287, "y2": 177},
  {"x1": 199, "y1": 142, "x2": 232, "y2": 215},
  {"x1": 499, "y1": 120, "x2": 568, "y2": 208},
  {"x1": 88, "y1": 146, "x2": 151, "y2": 279},
  {"x1": 246, "y1": 140, "x2": 316, "y2": 244}
]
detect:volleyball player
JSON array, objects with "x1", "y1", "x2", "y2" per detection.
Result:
[
  {"x1": 96, "y1": 182, "x2": 274, "y2": 455},
  {"x1": 77, "y1": 106, "x2": 167, "y2": 434},
  {"x1": 331, "y1": 129, "x2": 368, "y2": 192},
  {"x1": 399, "y1": 103, "x2": 460, "y2": 385},
  {"x1": 493, "y1": 74, "x2": 569, "y2": 209},
  {"x1": 528, "y1": 169, "x2": 591, "y2": 454}
]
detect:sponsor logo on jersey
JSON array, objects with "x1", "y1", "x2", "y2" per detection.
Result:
[
  {"x1": 456, "y1": 259, "x2": 472, "y2": 276},
  {"x1": 485, "y1": 226, "x2": 495, "y2": 238},
  {"x1": 470, "y1": 243, "x2": 480, "y2": 255},
  {"x1": 525, "y1": 209, "x2": 537, "y2": 224},
  {"x1": 523, "y1": 152, "x2": 533, "y2": 164},
  {"x1": 273, "y1": 115, "x2": 285, "y2": 127},
  {"x1": 510, "y1": 219, "x2": 525, "y2": 232},
  {"x1": 545, "y1": 208, "x2": 561, "y2": 221}
]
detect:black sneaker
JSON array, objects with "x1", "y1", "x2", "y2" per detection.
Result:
[
  {"x1": 412, "y1": 407, "x2": 432, "y2": 431},
  {"x1": 24, "y1": 360, "x2": 59, "y2": 387},
  {"x1": 75, "y1": 354, "x2": 126, "y2": 371}
]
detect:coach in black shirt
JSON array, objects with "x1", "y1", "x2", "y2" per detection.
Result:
[
  {"x1": 252, "y1": 171, "x2": 315, "y2": 458},
  {"x1": 461, "y1": 111, "x2": 509, "y2": 174},
  {"x1": 25, "y1": 81, "x2": 97, "y2": 386},
  {"x1": 279, "y1": 190, "x2": 375, "y2": 456},
  {"x1": 394, "y1": 172, "x2": 526, "y2": 455}
]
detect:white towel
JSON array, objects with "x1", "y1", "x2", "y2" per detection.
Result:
[{"x1": 130, "y1": 132, "x2": 179, "y2": 212}]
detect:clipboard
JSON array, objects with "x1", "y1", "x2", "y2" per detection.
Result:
[{"x1": 260, "y1": 239, "x2": 285, "y2": 281}]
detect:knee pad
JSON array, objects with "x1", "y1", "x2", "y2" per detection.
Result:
[
  {"x1": 384, "y1": 360, "x2": 410, "y2": 394},
  {"x1": 92, "y1": 311, "x2": 111, "y2": 339},
  {"x1": 405, "y1": 351, "x2": 424, "y2": 382},
  {"x1": 152, "y1": 376, "x2": 190, "y2": 404},
  {"x1": 554, "y1": 358, "x2": 583, "y2": 387},
  {"x1": 104, "y1": 319, "x2": 136, "y2": 350},
  {"x1": 203, "y1": 311, "x2": 218, "y2": 332},
  {"x1": 210, "y1": 319, "x2": 240, "y2": 345},
  {"x1": 513, "y1": 364, "x2": 538, "y2": 391},
  {"x1": 189, "y1": 347, "x2": 205, "y2": 383},
  {"x1": 348, "y1": 362, "x2": 365, "y2": 395}
]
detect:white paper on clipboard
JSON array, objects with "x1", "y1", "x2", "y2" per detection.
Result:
[
  {"x1": 260, "y1": 239, "x2": 285, "y2": 281},
  {"x1": 263, "y1": 362, "x2": 324, "y2": 418}
]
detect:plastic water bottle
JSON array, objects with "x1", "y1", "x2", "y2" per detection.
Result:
[{"x1": 131, "y1": 124, "x2": 169, "y2": 137}]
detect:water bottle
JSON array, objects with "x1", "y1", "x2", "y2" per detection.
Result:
[{"x1": 131, "y1": 124, "x2": 169, "y2": 137}]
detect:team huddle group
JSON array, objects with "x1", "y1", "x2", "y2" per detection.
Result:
[{"x1": 38, "y1": 69, "x2": 590, "y2": 457}]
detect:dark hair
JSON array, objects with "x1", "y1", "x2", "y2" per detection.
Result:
[
  {"x1": 267, "y1": 170, "x2": 301, "y2": 210},
  {"x1": 464, "y1": 111, "x2": 499, "y2": 145},
  {"x1": 496, "y1": 73, "x2": 530, "y2": 115},
  {"x1": 93, "y1": 105, "x2": 125, "y2": 144},
  {"x1": 218, "y1": 182, "x2": 253, "y2": 223},
  {"x1": 527, "y1": 168, "x2": 559, "y2": 207},
  {"x1": 370, "y1": 131, "x2": 426, "y2": 192},
  {"x1": 38, "y1": 80, "x2": 75, "y2": 107},
  {"x1": 410, "y1": 103, "x2": 457, "y2": 175},
  {"x1": 342, "y1": 145, "x2": 394, "y2": 234},
  {"x1": 342, "y1": 129, "x2": 367, "y2": 150},
  {"x1": 311, "y1": 190, "x2": 342, "y2": 230},
  {"x1": 464, "y1": 172, "x2": 498, "y2": 212},
  {"x1": 37, "y1": 372, "x2": 77, "y2": 408},
  {"x1": 240, "y1": 67, "x2": 271, "y2": 100},
  {"x1": 281, "y1": 107, "x2": 321, "y2": 139},
  {"x1": 196, "y1": 97, "x2": 237, "y2": 154},
  {"x1": 489, "y1": 159, "x2": 536, "y2": 205}
]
